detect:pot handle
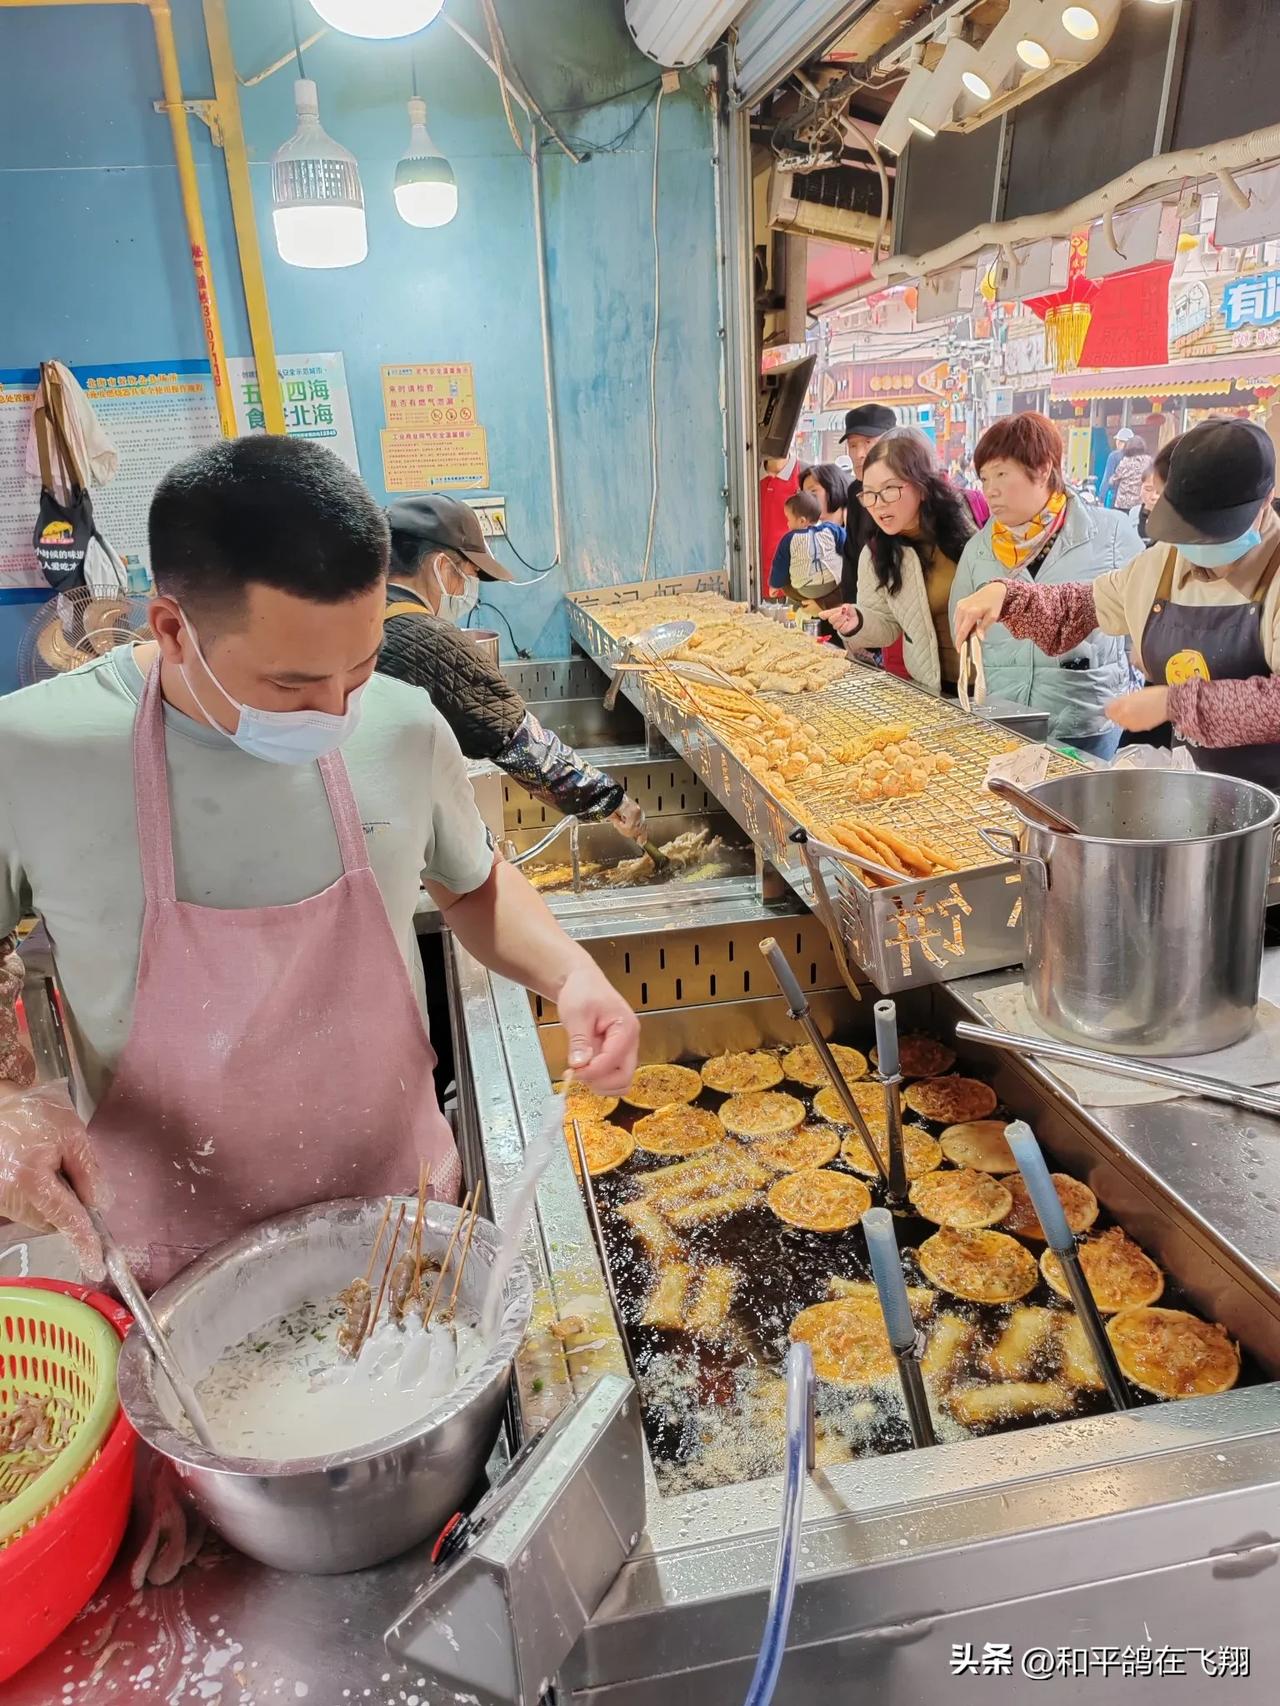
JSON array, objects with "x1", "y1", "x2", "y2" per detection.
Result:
[{"x1": 979, "y1": 825, "x2": 1050, "y2": 888}]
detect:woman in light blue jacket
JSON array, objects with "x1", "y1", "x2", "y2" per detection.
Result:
[{"x1": 949, "y1": 412, "x2": 1143, "y2": 757}]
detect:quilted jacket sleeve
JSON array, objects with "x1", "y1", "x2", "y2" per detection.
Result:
[{"x1": 379, "y1": 611, "x2": 525, "y2": 760}]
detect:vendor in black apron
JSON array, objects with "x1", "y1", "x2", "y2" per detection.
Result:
[{"x1": 953, "y1": 419, "x2": 1280, "y2": 794}]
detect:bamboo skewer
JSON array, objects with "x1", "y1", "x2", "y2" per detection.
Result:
[
  {"x1": 391, "y1": 1162, "x2": 431, "y2": 1325},
  {"x1": 422, "y1": 1187, "x2": 475, "y2": 1329},
  {"x1": 336, "y1": 1198, "x2": 393, "y2": 1359},
  {"x1": 440, "y1": 1184, "x2": 484, "y2": 1325},
  {"x1": 364, "y1": 1203, "x2": 406, "y2": 1348}
]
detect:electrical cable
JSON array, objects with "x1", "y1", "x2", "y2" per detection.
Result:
[
  {"x1": 481, "y1": 0, "x2": 530, "y2": 158},
  {"x1": 639, "y1": 84, "x2": 664, "y2": 583},
  {"x1": 545, "y1": 75, "x2": 662, "y2": 116},
  {"x1": 468, "y1": 599, "x2": 530, "y2": 659},
  {"x1": 558, "y1": 86, "x2": 660, "y2": 158},
  {"x1": 288, "y1": 0, "x2": 307, "y2": 78}
]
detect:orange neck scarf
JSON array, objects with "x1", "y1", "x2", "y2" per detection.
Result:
[{"x1": 990, "y1": 490, "x2": 1067, "y2": 571}]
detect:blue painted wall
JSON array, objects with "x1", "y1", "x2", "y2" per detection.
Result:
[{"x1": 0, "y1": 0, "x2": 727, "y2": 689}]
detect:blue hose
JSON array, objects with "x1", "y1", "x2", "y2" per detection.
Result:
[{"x1": 741, "y1": 1339, "x2": 814, "y2": 1706}]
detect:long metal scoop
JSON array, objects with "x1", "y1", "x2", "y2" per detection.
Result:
[
  {"x1": 863, "y1": 1208, "x2": 935, "y2": 1448},
  {"x1": 85, "y1": 1204, "x2": 220, "y2": 1452},
  {"x1": 1002, "y1": 1122, "x2": 1130, "y2": 1412},
  {"x1": 985, "y1": 776, "x2": 1081, "y2": 835}
]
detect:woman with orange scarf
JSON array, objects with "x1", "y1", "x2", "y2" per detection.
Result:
[{"x1": 948, "y1": 413, "x2": 1142, "y2": 757}]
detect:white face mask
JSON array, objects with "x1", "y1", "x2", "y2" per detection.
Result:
[
  {"x1": 432, "y1": 555, "x2": 480, "y2": 627},
  {"x1": 178, "y1": 613, "x2": 366, "y2": 766}
]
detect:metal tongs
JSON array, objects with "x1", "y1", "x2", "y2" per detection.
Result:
[{"x1": 863, "y1": 1207, "x2": 935, "y2": 1448}]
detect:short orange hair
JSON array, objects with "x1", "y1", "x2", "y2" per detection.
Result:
[{"x1": 974, "y1": 412, "x2": 1066, "y2": 493}]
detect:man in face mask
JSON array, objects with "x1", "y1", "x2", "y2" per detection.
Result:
[
  {"x1": 380, "y1": 494, "x2": 647, "y2": 841},
  {"x1": 953, "y1": 419, "x2": 1280, "y2": 784},
  {"x1": 0, "y1": 436, "x2": 640, "y2": 1295}
]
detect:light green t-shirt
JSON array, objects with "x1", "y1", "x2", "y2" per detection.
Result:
[{"x1": 0, "y1": 647, "x2": 494, "y2": 1109}]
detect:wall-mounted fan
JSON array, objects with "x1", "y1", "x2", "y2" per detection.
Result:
[{"x1": 17, "y1": 588, "x2": 150, "y2": 688}]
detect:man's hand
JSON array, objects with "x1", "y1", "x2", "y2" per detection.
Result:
[
  {"x1": 828, "y1": 604, "x2": 861, "y2": 637},
  {"x1": 556, "y1": 962, "x2": 639, "y2": 1094},
  {"x1": 1105, "y1": 685, "x2": 1171, "y2": 733},
  {"x1": 0, "y1": 1080, "x2": 108, "y2": 1279},
  {"x1": 953, "y1": 582, "x2": 1008, "y2": 645},
  {"x1": 608, "y1": 796, "x2": 648, "y2": 842}
]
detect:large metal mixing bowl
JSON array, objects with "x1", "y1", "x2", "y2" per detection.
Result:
[{"x1": 117, "y1": 1196, "x2": 531, "y2": 1574}]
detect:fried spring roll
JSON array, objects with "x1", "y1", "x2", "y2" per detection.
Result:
[
  {"x1": 983, "y1": 1307, "x2": 1059, "y2": 1381},
  {"x1": 641, "y1": 1262, "x2": 694, "y2": 1330},
  {"x1": 666, "y1": 1188, "x2": 759, "y2": 1228},
  {"x1": 921, "y1": 1313, "x2": 974, "y2": 1388},
  {"x1": 1057, "y1": 1313, "x2": 1106, "y2": 1391},
  {"x1": 685, "y1": 1265, "x2": 739, "y2": 1338},
  {"x1": 947, "y1": 1381, "x2": 1074, "y2": 1427}
]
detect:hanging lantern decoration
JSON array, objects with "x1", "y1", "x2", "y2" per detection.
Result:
[{"x1": 1024, "y1": 229, "x2": 1098, "y2": 373}]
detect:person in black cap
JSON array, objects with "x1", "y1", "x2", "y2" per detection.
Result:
[
  {"x1": 379, "y1": 494, "x2": 647, "y2": 838},
  {"x1": 838, "y1": 403, "x2": 899, "y2": 602},
  {"x1": 954, "y1": 419, "x2": 1280, "y2": 784}
]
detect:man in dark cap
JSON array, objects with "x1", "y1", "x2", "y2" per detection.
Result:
[
  {"x1": 380, "y1": 493, "x2": 646, "y2": 837},
  {"x1": 954, "y1": 419, "x2": 1280, "y2": 784},
  {"x1": 837, "y1": 404, "x2": 899, "y2": 603}
]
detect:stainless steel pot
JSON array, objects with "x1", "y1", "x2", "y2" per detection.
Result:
[
  {"x1": 117, "y1": 1196, "x2": 531, "y2": 1574},
  {"x1": 464, "y1": 628, "x2": 501, "y2": 668},
  {"x1": 982, "y1": 768, "x2": 1280, "y2": 1057}
]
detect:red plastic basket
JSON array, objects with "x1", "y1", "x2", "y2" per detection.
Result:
[{"x1": 0, "y1": 1279, "x2": 137, "y2": 1683}]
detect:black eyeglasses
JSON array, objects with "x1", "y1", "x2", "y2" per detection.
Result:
[{"x1": 860, "y1": 483, "x2": 905, "y2": 508}]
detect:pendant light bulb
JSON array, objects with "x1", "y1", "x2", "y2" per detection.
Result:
[
  {"x1": 272, "y1": 79, "x2": 367, "y2": 268},
  {"x1": 309, "y1": 0, "x2": 446, "y2": 39},
  {"x1": 1061, "y1": 5, "x2": 1101, "y2": 39},
  {"x1": 1017, "y1": 35, "x2": 1052, "y2": 69},
  {"x1": 394, "y1": 97, "x2": 458, "y2": 228}
]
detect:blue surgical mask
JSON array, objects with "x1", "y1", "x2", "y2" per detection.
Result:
[
  {"x1": 432, "y1": 555, "x2": 480, "y2": 627},
  {"x1": 179, "y1": 614, "x2": 366, "y2": 765},
  {"x1": 1180, "y1": 528, "x2": 1263, "y2": 570}
]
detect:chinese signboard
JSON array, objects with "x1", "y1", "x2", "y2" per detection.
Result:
[
  {"x1": 1170, "y1": 269, "x2": 1280, "y2": 359},
  {"x1": 380, "y1": 425, "x2": 490, "y2": 491},
  {"x1": 381, "y1": 363, "x2": 477, "y2": 428},
  {"x1": 1222, "y1": 269, "x2": 1280, "y2": 332},
  {"x1": 1, "y1": 359, "x2": 220, "y2": 593},
  {"x1": 228, "y1": 352, "x2": 359, "y2": 473}
]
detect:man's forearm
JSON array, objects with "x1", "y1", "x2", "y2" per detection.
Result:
[
  {"x1": 437, "y1": 860, "x2": 594, "y2": 1001},
  {"x1": 495, "y1": 713, "x2": 626, "y2": 823},
  {"x1": 1, "y1": 933, "x2": 37, "y2": 1093}
]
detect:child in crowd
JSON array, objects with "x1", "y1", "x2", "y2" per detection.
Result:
[{"x1": 768, "y1": 488, "x2": 846, "y2": 606}]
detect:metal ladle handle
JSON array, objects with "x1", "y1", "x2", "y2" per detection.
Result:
[{"x1": 985, "y1": 776, "x2": 1081, "y2": 836}]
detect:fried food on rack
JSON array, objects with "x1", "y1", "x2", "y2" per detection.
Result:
[
  {"x1": 983, "y1": 1307, "x2": 1061, "y2": 1381},
  {"x1": 666, "y1": 1187, "x2": 760, "y2": 1228},
  {"x1": 685, "y1": 1266, "x2": 740, "y2": 1339},
  {"x1": 904, "y1": 1076, "x2": 999, "y2": 1125},
  {"x1": 719, "y1": 1090, "x2": 807, "y2": 1138},
  {"x1": 827, "y1": 1276, "x2": 936, "y2": 1317},
  {"x1": 753, "y1": 1123, "x2": 841, "y2": 1172},
  {"x1": 1106, "y1": 1306, "x2": 1239, "y2": 1399},
  {"x1": 938, "y1": 1120, "x2": 1018, "y2": 1174},
  {"x1": 1056, "y1": 1313, "x2": 1105, "y2": 1391},
  {"x1": 781, "y1": 1042, "x2": 869, "y2": 1088},
  {"x1": 767, "y1": 1168, "x2": 871, "y2": 1232},
  {"x1": 910, "y1": 1167, "x2": 1014, "y2": 1230},
  {"x1": 1001, "y1": 1173, "x2": 1099, "y2": 1241},
  {"x1": 617, "y1": 1198, "x2": 682, "y2": 1263},
  {"x1": 699, "y1": 1050, "x2": 785, "y2": 1094},
  {"x1": 559, "y1": 1082, "x2": 619, "y2": 1123},
  {"x1": 1041, "y1": 1229, "x2": 1164, "y2": 1314},
  {"x1": 920, "y1": 1313, "x2": 975, "y2": 1389},
  {"x1": 871, "y1": 1035, "x2": 957, "y2": 1079},
  {"x1": 622, "y1": 1063, "x2": 704, "y2": 1109},
  {"x1": 813, "y1": 1079, "x2": 889, "y2": 1136},
  {"x1": 916, "y1": 1228, "x2": 1039, "y2": 1304},
  {"x1": 566, "y1": 1121, "x2": 635, "y2": 1178},
  {"x1": 789, "y1": 1297, "x2": 896, "y2": 1385},
  {"x1": 840, "y1": 1124, "x2": 942, "y2": 1181},
  {"x1": 946, "y1": 1381, "x2": 1075, "y2": 1428},
  {"x1": 642, "y1": 1262, "x2": 694, "y2": 1330},
  {"x1": 632, "y1": 1105, "x2": 726, "y2": 1157}
]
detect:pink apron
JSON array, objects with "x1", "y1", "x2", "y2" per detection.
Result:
[{"x1": 88, "y1": 661, "x2": 460, "y2": 1291}]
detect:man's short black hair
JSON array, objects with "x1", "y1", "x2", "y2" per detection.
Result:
[{"x1": 149, "y1": 435, "x2": 389, "y2": 619}]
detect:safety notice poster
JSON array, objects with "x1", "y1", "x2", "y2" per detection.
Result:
[
  {"x1": 228, "y1": 351, "x2": 360, "y2": 473},
  {"x1": 381, "y1": 362, "x2": 476, "y2": 427},
  {"x1": 0, "y1": 359, "x2": 220, "y2": 595},
  {"x1": 380, "y1": 425, "x2": 490, "y2": 491}
]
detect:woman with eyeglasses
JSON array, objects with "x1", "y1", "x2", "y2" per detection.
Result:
[
  {"x1": 828, "y1": 429, "x2": 976, "y2": 694},
  {"x1": 948, "y1": 412, "x2": 1142, "y2": 758}
]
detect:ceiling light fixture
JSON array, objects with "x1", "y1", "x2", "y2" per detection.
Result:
[
  {"x1": 1061, "y1": 5, "x2": 1101, "y2": 39},
  {"x1": 394, "y1": 66, "x2": 457, "y2": 229},
  {"x1": 272, "y1": 75, "x2": 367, "y2": 268},
  {"x1": 965, "y1": 0, "x2": 1052, "y2": 103},
  {"x1": 875, "y1": 49, "x2": 935, "y2": 156},
  {"x1": 905, "y1": 35, "x2": 984, "y2": 140},
  {"x1": 309, "y1": 0, "x2": 445, "y2": 39}
]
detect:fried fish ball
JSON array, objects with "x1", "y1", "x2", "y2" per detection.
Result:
[
  {"x1": 1106, "y1": 1306, "x2": 1239, "y2": 1399},
  {"x1": 904, "y1": 1076, "x2": 999, "y2": 1125},
  {"x1": 917, "y1": 1228, "x2": 1039, "y2": 1304},
  {"x1": 840, "y1": 1124, "x2": 941, "y2": 1181},
  {"x1": 1041, "y1": 1229, "x2": 1164, "y2": 1314},
  {"x1": 632, "y1": 1105, "x2": 726, "y2": 1157},
  {"x1": 935, "y1": 753, "x2": 956, "y2": 774},
  {"x1": 565, "y1": 1121, "x2": 635, "y2": 1178},
  {"x1": 623, "y1": 1063, "x2": 704, "y2": 1109},
  {"x1": 1000, "y1": 1173, "x2": 1099, "y2": 1242},
  {"x1": 720, "y1": 1090, "x2": 807, "y2": 1138},
  {"x1": 768, "y1": 1168, "x2": 871, "y2": 1232},
  {"x1": 910, "y1": 1167, "x2": 1014, "y2": 1230},
  {"x1": 789, "y1": 1298, "x2": 895, "y2": 1386},
  {"x1": 700, "y1": 1051, "x2": 785, "y2": 1094},
  {"x1": 782, "y1": 1042, "x2": 869, "y2": 1088}
]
